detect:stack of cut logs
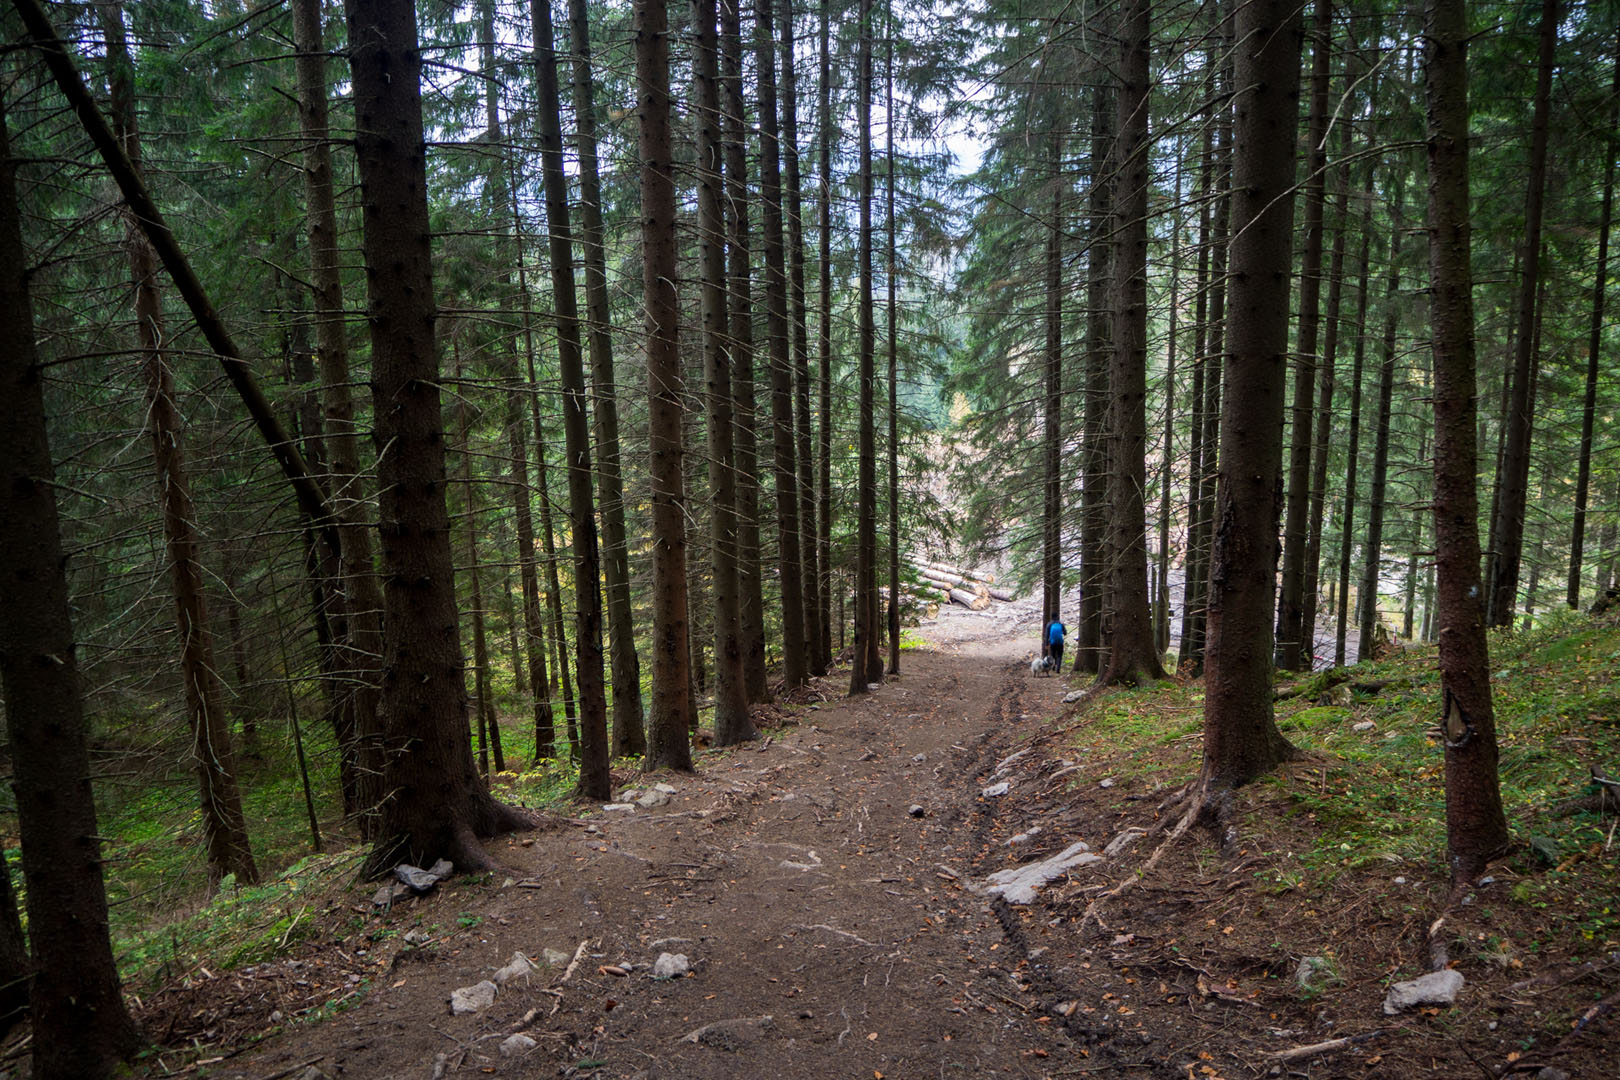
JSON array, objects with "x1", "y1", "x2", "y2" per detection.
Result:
[{"x1": 912, "y1": 559, "x2": 1015, "y2": 611}]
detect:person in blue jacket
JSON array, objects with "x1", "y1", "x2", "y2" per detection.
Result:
[{"x1": 1045, "y1": 617, "x2": 1067, "y2": 669}]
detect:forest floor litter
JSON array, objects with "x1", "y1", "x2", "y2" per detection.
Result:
[{"x1": 79, "y1": 604, "x2": 1620, "y2": 1080}]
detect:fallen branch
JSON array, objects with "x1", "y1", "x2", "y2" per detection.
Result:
[
  {"x1": 678, "y1": 1015, "x2": 774, "y2": 1044},
  {"x1": 789, "y1": 923, "x2": 877, "y2": 947},
  {"x1": 1266, "y1": 1030, "x2": 1386, "y2": 1064},
  {"x1": 558, "y1": 939, "x2": 592, "y2": 984}
]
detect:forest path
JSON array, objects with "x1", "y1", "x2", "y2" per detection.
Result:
[{"x1": 227, "y1": 612, "x2": 1134, "y2": 1080}]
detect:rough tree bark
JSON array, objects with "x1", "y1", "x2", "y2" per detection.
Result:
[
  {"x1": 1077, "y1": 78, "x2": 1114, "y2": 676},
  {"x1": 531, "y1": 0, "x2": 613, "y2": 794},
  {"x1": 569, "y1": 0, "x2": 646, "y2": 755},
  {"x1": 1423, "y1": 0, "x2": 1510, "y2": 882},
  {"x1": 1098, "y1": 0, "x2": 1165, "y2": 687},
  {"x1": 347, "y1": 0, "x2": 530, "y2": 871},
  {"x1": 695, "y1": 0, "x2": 754, "y2": 744},
  {"x1": 850, "y1": 0, "x2": 881, "y2": 695},
  {"x1": 635, "y1": 0, "x2": 697, "y2": 769},
  {"x1": 0, "y1": 87, "x2": 142, "y2": 1080},
  {"x1": 1275, "y1": 0, "x2": 1333, "y2": 671},
  {"x1": 721, "y1": 0, "x2": 771, "y2": 702},
  {"x1": 755, "y1": 0, "x2": 810, "y2": 690},
  {"x1": 781, "y1": 1, "x2": 824, "y2": 675},
  {"x1": 1200, "y1": 0, "x2": 1302, "y2": 787}
]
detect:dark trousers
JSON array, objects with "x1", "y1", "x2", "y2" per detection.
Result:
[{"x1": 1048, "y1": 642, "x2": 1063, "y2": 668}]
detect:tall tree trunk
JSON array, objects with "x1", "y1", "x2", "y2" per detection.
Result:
[
  {"x1": 1275, "y1": 0, "x2": 1333, "y2": 671},
  {"x1": 1200, "y1": 0, "x2": 1302, "y2": 786},
  {"x1": 1301, "y1": 114, "x2": 1354, "y2": 667},
  {"x1": 850, "y1": 0, "x2": 881, "y2": 694},
  {"x1": 1568, "y1": 33, "x2": 1619, "y2": 608},
  {"x1": 347, "y1": 0, "x2": 530, "y2": 873},
  {"x1": 1178, "y1": 108, "x2": 1215, "y2": 671},
  {"x1": 1077, "y1": 78, "x2": 1114, "y2": 675},
  {"x1": 1358, "y1": 200, "x2": 1403, "y2": 660},
  {"x1": 695, "y1": 0, "x2": 754, "y2": 745},
  {"x1": 0, "y1": 90, "x2": 142, "y2": 1080},
  {"x1": 292, "y1": 0, "x2": 386, "y2": 831},
  {"x1": 569, "y1": 0, "x2": 646, "y2": 756},
  {"x1": 103, "y1": 2, "x2": 257, "y2": 887},
  {"x1": 1487, "y1": 0, "x2": 1559, "y2": 627},
  {"x1": 1156, "y1": 152, "x2": 1182, "y2": 655},
  {"x1": 531, "y1": 0, "x2": 612, "y2": 797},
  {"x1": 532, "y1": 410, "x2": 579, "y2": 754},
  {"x1": 721, "y1": 0, "x2": 771, "y2": 702},
  {"x1": 781, "y1": 0, "x2": 824, "y2": 675},
  {"x1": 636, "y1": 0, "x2": 697, "y2": 769},
  {"x1": 1043, "y1": 130, "x2": 1064, "y2": 636},
  {"x1": 1423, "y1": 0, "x2": 1510, "y2": 882},
  {"x1": 1335, "y1": 168, "x2": 1376, "y2": 666},
  {"x1": 816, "y1": 0, "x2": 835, "y2": 670},
  {"x1": 1099, "y1": 0, "x2": 1165, "y2": 687},
  {"x1": 755, "y1": 0, "x2": 810, "y2": 690},
  {"x1": 505, "y1": 173, "x2": 558, "y2": 763},
  {"x1": 454, "y1": 352, "x2": 501, "y2": 776},
  {"x1": 886, "y1": 27, "x2": 901, "y2": 676}
]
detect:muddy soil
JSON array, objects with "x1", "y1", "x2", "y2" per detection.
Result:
[{"x1": 197, "y1": 607, "x2": 1611, "y2": 1080}]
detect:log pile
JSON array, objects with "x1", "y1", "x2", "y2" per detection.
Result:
[{"x1": 910, "y1": 558, "x2": 1006, "y2": 612}]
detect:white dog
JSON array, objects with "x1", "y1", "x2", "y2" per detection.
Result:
[{"x1": 1031, "y1": 654, "x2": 1055, "y2": 677}]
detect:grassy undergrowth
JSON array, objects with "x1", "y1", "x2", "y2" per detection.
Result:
[{"x1": 1062, "y1": 607, "x2": 1620, "y2": 956}]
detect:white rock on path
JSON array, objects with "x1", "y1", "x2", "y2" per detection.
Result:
[
  {"x1": 981, "y1": 781, "x2": 1010, "y2": 798},
  {"x1": 500, "y1": 1033, "x2": 537, "y2": 1058},
  {"x1": 636, "y1": 788, "x2": 671, "y2": 808},
  {"x1": 982, "y1": 842, "x2": 1103, "y2": 904},
  {"x1": 493, "y1": 952, "x2": 539, "y2": 985},
  {"x1": 449, "y1": 980, "x2": 497, "y2": 1015},
  {"x1": 1383, "y1": 969, "x2": 1465, "y2": 1014},
  {"x1": 653, "y1": 952, "x2": 691, "y2": 978}
]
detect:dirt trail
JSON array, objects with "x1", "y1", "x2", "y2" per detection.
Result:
[{"x1": 228, "y1": 613, "x2": 1130, "y2": 1080}]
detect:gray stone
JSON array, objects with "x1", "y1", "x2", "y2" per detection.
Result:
[
  {"x1": 654, "y1": 782, "x2": 677, "y2": 794},
  {"x1": 449, "y1": 980, "x2": 497, "y2": 1016},
  {"x1": 494, "y1": 952, "x2": 540, "y2": 985},
  {"x1": 395, "y1": 860, "x2": 453, "y2": 893},
  {"x1": 1382, "y1": 969, "x2": 1465, "y2": 1014},
  {"x1": 1352, "y1": 720, "x2": 1375, "y2": 732},
  {"x1": 403, "y1": 930, "x2": 432, "y2": 946},
  {"x1": 653, "y1": 952, "x2": 691, "y2": 978},
  {"x1": 1063, "y1": 690, "x2": 1085, "y2": 703},
  {"x1": 619, "y1": 788, "x2": 644, "y2": 802},
  {"x1": 908, "y1": 804, "x2": 927, "y2": 818},
  {"x1": 1534, "y1": 1068, "x2": 1569, "y2": 1080},
  {"x1": 500, "y1": 1033, "x2": 538, "y2": 1058},
  {"x1": 372, "y1": 881, "x2": 413, "y2": 908},
  {"x1": 636, "y1": 788, "x2": 671, "y2": 808},
  {"x1": 982, "y1": 842, "x2": 1101, "y2": 904},
  {"x1": 981, "y1": 781, "x2": 1009, "y2": 798},
  {"x1": 602, "y1": 803, "x2": 637, "y2": 812},
  {"x1": 541, "y1": 948, "x2": 572, "y2": 966},
  {"x1": 1099, "y1": 778, "x2": 1115, "y2": 789},
  {"x1": 1007, "y1": 827, "x2": 1041, "y2": 845}
]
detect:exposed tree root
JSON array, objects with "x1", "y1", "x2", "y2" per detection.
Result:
[{"x1": 1077, "y1": 777, "x2": 1232, "y2": 928}]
